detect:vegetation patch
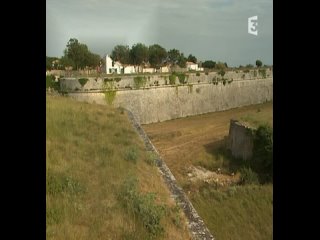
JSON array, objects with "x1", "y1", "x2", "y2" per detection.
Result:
[
  {"x1": 134, "y1": 76, "x2": 147, "y2": 89},
  {"x1": 78, "y1": 78, "x2": 88, "y2": 87},
  {"x1": 169, "y1": 74, "x2": 176, "y2": 85},
  {"x1": 104, "y1": 90, "x2": 117, "y2": 105},
  {"x1": 114, "y1": 77, "x2": 122, "y2": 82},
  {"x1": 196, "y1": 72, "x2": 200, "y2": 76},
  {"x1": 176, "y1": 72, "x2": 187, "y2": 84},
  {"x1": 119, "y1": 177, "x2": 166, "y2": 237},
  {"x1": 46, "y1": 75, "x2": 60, "y2": 91},
  {"x1": 258, "y1": 69, "x2": 267, "y2": 78}
]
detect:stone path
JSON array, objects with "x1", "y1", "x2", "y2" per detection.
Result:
[{"x1": 126, "y1": 109, "x2": 215, "y2": 240}]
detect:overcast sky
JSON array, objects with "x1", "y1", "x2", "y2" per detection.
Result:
[{"x1": 46, "y1": 0, "x2": 272, "y2": 67}]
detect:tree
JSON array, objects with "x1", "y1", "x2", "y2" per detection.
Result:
[
  {"x1": 246, "y1": 64, "x2": 254, "y2": 68},
  {"x1": 216, "y1": 62, "x2": 226, "y2": 76},
  {"x1": 63, "y1": 38, "x2": 101, "y2": 70},
  {"x1": 148, "y1": 44, "x2": 167, "y2": 68},
  {"x1": 187, "y1": 54, "x2": 197, "y2": 63},
  {"x1": 60, "y1": 56, "x2": 75, "y2": 69},
  {"x1": 129, "y1": 43, "x2": 149, "y2": 69},
  {"x1": 202, "y1": 60, "x2": 216, "y2": 69},
  {"x1": 167, "y1": 49, "x2": 181, "y2": 65},
  {"x1": 256, "y1": 59, "x2": 263, "y2": 68},
  {"x1": 111, "y1": 45, "x2": 130, "y2": 64},
  {"x1": 177, "y1": 53, "x2": 187, "y2": 68}
]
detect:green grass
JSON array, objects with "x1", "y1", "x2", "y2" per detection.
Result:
[
  {"x1": 190, "y1": 184, "x2": 273, "y2": 240},
  {"x1": 46, "y1": 95, "x2": 190, "y2": 240}
]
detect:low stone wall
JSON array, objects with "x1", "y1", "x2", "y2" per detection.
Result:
[
  {"x1": 227, "y1": 120, "x2": 254, "y2": 160},
  {"x1": 126, "y1": 109, "x2": 214, "y2": 240}
]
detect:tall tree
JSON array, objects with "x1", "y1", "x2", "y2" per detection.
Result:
[
  {"x1": 256, "y1": 59, "x2": 262, "y2": 68},
  {"x1": 64, "y1": 38, "x2": 101, "y2": 70},
  {"x1": 187, "y1": 54, "x2": 197, "y2": 63},
  {"x1": 177, "y1": 53, "x2": 187, "y2": 68},
  {"x1": 167, "y1": 49, "x2": 181, "y2": 65},
  {"x1": 202, "y1": 60, "x2": 216, "y2": 69},
  {"x1": 129, "y1": 43, "x2": 149, "y2": 70},
  {"x1": 111, "y1": 45, "x2": 130, "y2": 64},
  {"x1": 148, "y1": 44, "x2": 167, "y2": 68}
]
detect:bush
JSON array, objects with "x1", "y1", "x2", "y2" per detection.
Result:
[
  {"x1": 46, "y1": 75, "x2": 60, "y2": 91},
  {"x1": 169, "y1": 74, "x2": 176, "y2": 85},
  {"x1": 196, "y1": 72, "x2": 200, "y2": 76},
  {"x1": 114, "y1": 77, "x2": 121, "y2": 82},
  {"x1": 258, "y1": 69, "x2": 267, "y2": 78},
  {"x1": 78, "y1": 78, "x2": 88, "y2": 87},
  {"x1": 125, "y1": 147, "x2": 138, "y2": 163},
  {"x1": 176, "y1": 73, "x2": 186, "y2": 84},
  {"x1": 120, "y1": 177, "x2": 165, "y2": 237},
  {"x1": 104, "y1": 90, "x2": 117, "y2": 105},
  {"x1": 252, "y1": 125, "x2": 273, "y2": 182},
  {"x1": 134, "y1": 76, "x2": 147, "y2": 89},
  {"x1": 239, "y1": 167, "x2": 259, "y2": 185}
]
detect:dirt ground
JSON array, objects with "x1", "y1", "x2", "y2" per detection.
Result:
[{"x1": 142, "y1": 102, "x2": 273, "y2": 187}]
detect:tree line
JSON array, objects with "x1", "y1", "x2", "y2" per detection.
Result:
[{"x1": 46, "y1": 38, "x2": 268, "y2": 71}]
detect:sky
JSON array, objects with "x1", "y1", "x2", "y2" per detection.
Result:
[{"x1": 46, "y1": 0, "x2": 273, "y2": 67}]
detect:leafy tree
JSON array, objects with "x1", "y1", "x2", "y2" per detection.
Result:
[
  {"x1": 187, "y1": 54, "x2": 197, "y2": 63},
  {"x1": 256, "y1": 59, "x2": 263, "y2": 68},
  {"x1": 130, "y1": 43, "x2": 149, "y2": 70},
  {"x1": 63, "y1": 38, "x2": 101, "y2": 70},
  {"x1": 111, "y1": 45, "x2": 130, "y2": 64},
  {"x1": 59, "y1": 56, "x2": 75, "y2": 69},
  {"x1": 177, "y1": 53, "x2": 187, "y2": 68},
  {"x1": 64, "y1": 38, "x2": 89, "y2": 69},
  {"x1": 216, "y1": 62, "x2": 226, "y2": 76},
  {"x1": 167, "y1": 49, "x2": 181, "y2": 65},
  {"x1": 148, "y1": 44, "x2": 167, "y2": 68},
  {"x1": 202, "y1": 60, "x2": 216, "y2": 69}
]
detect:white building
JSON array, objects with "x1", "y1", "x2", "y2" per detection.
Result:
[
  {"x1": 186, "y1": 61, "x2": 202, "y2": 71},
  {"x1": 105, "y1": 54, "x2": 136, "y2": 74}
]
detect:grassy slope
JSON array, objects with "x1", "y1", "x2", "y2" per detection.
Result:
[
  {"x1": 143, "y1": 102, "x2": 273, "y2": 240},
  {"x1": 46, "y1": 95, "x2": 191, "y2": 240}
]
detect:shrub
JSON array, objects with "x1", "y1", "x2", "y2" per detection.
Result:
[
  {"x1": 134, "y1": 76, "x2": 147, "y2": 89},
  {"x1": 258, "y1": 69, "x2": 267, "y2": 78},
  {"x1": 114, "y1": 77, "x2": 121, "y2": 82},
  {"x1": 120, "y1": 177, "x2": 165, "y2": 237},
  {"x1": 218, "y1": 69, "x2": 225, "y2": 77},
  {"x1": 104, "y1": 78, "x2": 113, "y2": 83},
  {"x1": 146, "y1": 151, "x2": 157, "y2": 166},
  {"x1": 169, "y1": 74, "x2": 176, "y2": 85},
  {"x1": 46, "y1": 75, "x2": 60, "y2": 91},
  {"x1": 125, "y1": 147, "x2": 138, "y2": 163},
  {"x1": 78, "y1": 78, "x2": 88, "y2": 87},
  {"x1": 205, "y1": 72, "x2": 209, "y2": 75},
  {"x1": 239, "y1": 167, "x2": 259, "y2": 185},
  {"x1": 104, "y1": 90, "x2": 117, "y2": 105},
  {"x1": 196, "y1": 72, "x2": 200, "y2": 76},
  {"x1": 176, "y1": 73, "x2": 186, "y2": 84},
  {"x1": 252, "y1": 125, "x2": 273, "y2": 182}
]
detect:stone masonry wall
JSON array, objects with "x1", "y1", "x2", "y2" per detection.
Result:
[
  {"x1": 227, "y1": 120, "x2": 254, "y2": 160},
  {"x1": 67, "y1": 78, "x2": 273, "y2": 124}
]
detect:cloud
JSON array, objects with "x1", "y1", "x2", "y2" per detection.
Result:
[{"x1": 46, "y1": 0, "x2": 272, "y2": 66}]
